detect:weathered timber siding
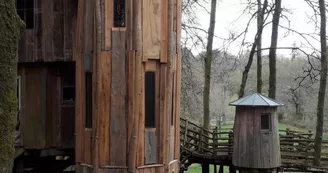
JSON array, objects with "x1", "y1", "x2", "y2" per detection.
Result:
[
  {"x1": 18, "y1": 0, "x2": 78, "y2": 62},
  {"x1": 74, "y1": 0, "x2": 182, "y2": 172},
  {"x1": 19, "y1": 62, "x2": 75, "y2": 149},
  {"x1": 232, "y1": 107, "x2": 281, "y2": 168}
]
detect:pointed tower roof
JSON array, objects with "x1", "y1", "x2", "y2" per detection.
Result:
[{"x1": 229, "y1": 93, "x2": 283, "y2": 107}]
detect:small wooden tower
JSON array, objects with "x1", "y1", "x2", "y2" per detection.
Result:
[{"x1": 229, "y1": 93, "x2": 283, "y2": 171}]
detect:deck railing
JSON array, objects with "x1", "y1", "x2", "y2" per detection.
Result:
[{"x1": 180, "y1": 118, "x2": 328, "y2": 171}]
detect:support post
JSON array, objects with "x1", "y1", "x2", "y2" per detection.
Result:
[{"x1": 202, "y1": 163, "x2": 210, "y2": 173}]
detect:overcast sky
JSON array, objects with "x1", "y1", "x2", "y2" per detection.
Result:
[{"x1": 185, "y1": 0, "x2": 322, "y2": 57}]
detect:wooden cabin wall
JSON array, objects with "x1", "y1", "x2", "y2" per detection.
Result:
[
  {"x1": 74, "y1": 0, "x2": 181, "y2": 172},
  {"x1": 232, "y1": 107, "x2": 281, "y2": 168},
  {"x1": 18, "y1": 62, "x2": 75, "y2": 149},
  {"x1": 18, "y1": 0, "x2": 78, "y2": 62}
]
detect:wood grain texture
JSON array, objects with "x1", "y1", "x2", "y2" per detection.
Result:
[
  {"x1": 145, "y1": 129, "x2": 158, "y2": 164},
  {"x1": 104, "y1": 0, "x2": 113, "y2": 50},
  {"x1": 142, "y1": 0, "x2": 162, "y2": 60},
  {"x1": 174, "y1": 51, "x2": 181, "y2": 159},
  {"x1": 98, "y1": 51, "x2": 111, "y2": 166},
  {"x1": 160, "y1": 0, "x2": 168, "y2": 63},
  {"x1": 110, "y1": 30, "x2": 127, "y2": 166},
  {"x1": 18, "y1": 0, "x2": 77, "y2": 62},
  {"x1": 22, "y1": 67, "x2": 46, "y2": 148},
  {"x1": 232, "y1": 106, "x2": 281, "y2": 168}
]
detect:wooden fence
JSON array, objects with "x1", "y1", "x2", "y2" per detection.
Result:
[{"x1": 180, "y1": 118, "x2": 328, "y2": 172}]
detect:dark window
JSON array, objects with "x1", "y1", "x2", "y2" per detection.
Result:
[
  {"x1": 114, "y1": 0, "x2": 125, "y2": 27},
  {"x1": 261, "y1": 113, "x2": 271, "y2": 131},
  {"x1": 85, "y1": 72, "x2": 93, "y2": 128},
  {"x1": 171, "y1": 74, "x2": 175, "y2": 126},
  {"x1": 62, "y1": 86, "x2": 75, "y2": 104},
  {"x1": 16, "y1": 0, "x2": 34, "y2": 29},
  {"x1": 145, "y1": 72, "x2": 155, "y2": 128}
]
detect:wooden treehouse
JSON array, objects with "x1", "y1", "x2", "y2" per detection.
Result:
[{"x1": 13, "y1": 0, "x2": 182, "y2": 173}]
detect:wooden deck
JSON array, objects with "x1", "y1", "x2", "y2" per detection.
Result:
[{"x1": 180, "y1": 118, "x2": 328, "y2": 172}]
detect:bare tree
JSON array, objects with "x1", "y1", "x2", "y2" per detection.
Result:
[
  {"x1": 238, "y1": 0, "x2": 268, "y2": 98},
  {"x1": 203, "y1": 0, "x2": 217, "y2": 131},
  {"x1": 268, "y1": 0, "x2": 282, "y2": 99},
  {"x1": 257, "y1": 0, "x2": 264, "y2": 93},
  {"x1": 0, "y1": 0, "x2": 25, "y2": 172},
  {"x1": 314, "y1": 0, "x2": 327, "y2": 166}
]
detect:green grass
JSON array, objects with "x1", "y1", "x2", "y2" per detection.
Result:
[{"x1": 184, "y1": 164, "x2": 232, "y2": 173}]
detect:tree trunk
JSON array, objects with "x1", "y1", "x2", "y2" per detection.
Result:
[
  {"x1": 203, "y1": 0, "x2": 217, "y2": 131},
  {"x1": 0, "y1": 1, "x2": 25, "y2": 173},
  {"x1": 268, "y1": 0, "x2": 282, "y2": 99},
  {"x1": 238, "y1": 0, "x2": 268, "y2": 98},
  {"x1": 314, "y1": 0, "x2": 327, "y2": 166},
  {"x1": 257, "y1": 0, "x2": 263, "y2": 93}
]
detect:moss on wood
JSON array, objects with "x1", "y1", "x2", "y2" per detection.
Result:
[{"x1": 0, "y1": 1, "x2": 25, "y2": 173}]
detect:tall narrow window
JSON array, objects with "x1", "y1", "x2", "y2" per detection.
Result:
[
  {"x1": 16, "y1": 0, "x2": 34, "y2": 29},
  {"x1": 145, "y1": 72, "x2": 155, "y2": 128},
  {"x1": 171, "y1": 74, "x2": 175, "y2": 126},
  {"x1": 114, "y1": 0, "x2": 125, "y2": 27},
  {"x1": 261, "y1": 113, "x2": 271, "y2": 131},
  {"x1": 85, "y1": 72, "x2": 92, "y2": 128}
]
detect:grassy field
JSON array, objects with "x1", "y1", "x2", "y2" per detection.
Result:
[
  {"x1": 185, "y1": 164, "x2": 232, "y2": 173},
  {"x1": 184, "y1": 122, "x2": 326, "y2": 173}
]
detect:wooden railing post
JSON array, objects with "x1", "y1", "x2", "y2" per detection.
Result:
[
  {"x1": 198, "y1": 128, "x2": 203, "y2": 152},
  {"x1": 183, "y1": 120, "x2": 189, "y2": 146},
  {"x1": 213, "y1": 127, "x2": 218, "y2": 156},
  {"x1": 228, "y1": 131, "x2": 233, "y2": 155}
]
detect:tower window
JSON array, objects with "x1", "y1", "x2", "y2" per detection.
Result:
[
  {"x1": 145, "y1": 72, "x2": 155, "y2": 128},
  {"x1": 16, "y1": 0, "x2": 34, "y2": 29},
  {"x1": 85, "y1": 72, "x2": 92, "y2": 128},
  {"x1": 261, "y1": 113, "x2": 271, "y2": 131},
  {"x1": 114, "y1": 0, "x2": 125, "y2": 27},
  {"x1": 62, "y1": 86, "x2": 75, "y2": 104}
]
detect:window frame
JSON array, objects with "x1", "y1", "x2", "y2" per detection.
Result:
[
  {"x1": 113, "y1": 0, "x2": 126, "y2": 27},
  {"x1": 145, "y1": 71, "x2": 156, "y2": 128},
  {"x1": 260, "y1": 113, "x2": 271, "y2": 132},
  {"x1": 16, "y1": 0, "x2": 34, "y2": 29},
  {"x1": 61, "y1": 86, "x2": 75, "y2": 105}
]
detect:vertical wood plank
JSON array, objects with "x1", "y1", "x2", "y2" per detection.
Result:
[
  {"x1": 53, "y1": 0, "x2": 64, "y2": 60},
  {"x1": 160, "y1": 0, "x2": 168, "y2": 63},
  {"x1": 137, "y1": 63, "x2": 145, "y2": 167},
  {"x1": 42, "y1": 0, "x2": 54, "y2": 60},
  {"x1": 74, "y1": 0, "x2": 86, "y2": 163},
  {"x1": 104, "y1": 0, "x2": 113, "y2": 49},
  {"x1": 142, "y1": 0, "x2": 162, "y2": 60},
  {"x1": 127, "y1": 50, "x2": 136, "y2": 150},
  {"x1": 126, "y1": 0, "x2": 133, "y2": 50},
  {"x1": 83, "y1": 0, "x2": 94, "y2": 72},
  {"x1": 174, "y1": 53, "x2": 181, "y2": 159},
  {"x1": 110, "y1": 30, "x2": 127, "y2": 166},
  {"x1": 55, "y1": 72, "x2": 62, "y2": 146},
  {"x1": 176, "y1": 0, "x2": 181, "y2": 55},
  {"x1": 98, "y1": 51, "x2": 111, "y2": 166},
  {"x1": 158, "y1": 65, "x2": 167, "y2": 163},
  {"x1": 85, "y1": 130, "x2": 92, "y2": 165}
]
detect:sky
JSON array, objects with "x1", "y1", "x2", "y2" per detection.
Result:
[{"x1": 184, "y1": 0, "x2": 322, "y2": 57}]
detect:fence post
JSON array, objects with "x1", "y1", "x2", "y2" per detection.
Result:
[
  {"x1": 198, "y1": 128, "x2": 203, "y2": 152},
  {"x1": 228, "y1": 131, "x2": 233, "y2": 155},
  {"x1": 183, "y1": 120, "x2": 189, "y2": 146}
]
